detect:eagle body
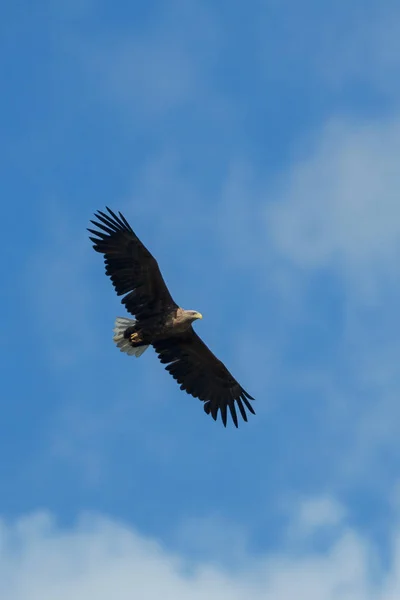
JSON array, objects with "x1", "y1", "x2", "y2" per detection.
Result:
[
  {"x1": 118, "y1": 308, "x2": 203, "y2": 347},
  {"x1": 88, "y1": 207, "x2": 255, "y2": 427}
]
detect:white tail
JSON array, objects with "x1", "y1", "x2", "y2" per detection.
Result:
[{"x1": 113, "y1": 317, "x2": 149, "y2": 358}]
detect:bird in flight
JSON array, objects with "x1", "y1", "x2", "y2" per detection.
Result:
[{"x1": 88, "y1": 207, "x2": 255, "y2": 427}]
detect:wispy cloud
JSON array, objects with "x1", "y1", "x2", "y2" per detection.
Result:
[
  {"x1": 76, "y1": 0, "x2": 223, "y2": 123},
  {"x1": 209, "y1": 109, "x2": 400, "y2": 496},
  {"x1": 265, "y1": 116, "x2": 400, "y2": 299},
  {"x1": 316, "y1": 3, "x2": 400, "y2": 95},
  {"x1": 258, "y1": 1, "x2": 400, "y2": 100}
]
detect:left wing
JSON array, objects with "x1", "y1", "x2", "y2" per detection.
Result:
[
  {"x1": 153, "y1": 328, "x2": 255, "y2": 427},
  {"x1": 88, "y1": 207, "x2": 178, "y2": 321}
]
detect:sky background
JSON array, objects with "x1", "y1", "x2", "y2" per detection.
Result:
[{"x1": 2, "y1": 0, "x2": 400, "y2": 597}]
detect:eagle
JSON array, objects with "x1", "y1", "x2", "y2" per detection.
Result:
[{"x1": 88, "y1": 207, "x2": 255, "y2": 427}]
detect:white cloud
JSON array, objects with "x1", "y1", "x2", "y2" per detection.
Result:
[
  {"x1": 265, "y1": 116, "x2": 400, "y2": 293},
  {"x1": 1, "y1": 506, "x2": 399, "y2": 599}
]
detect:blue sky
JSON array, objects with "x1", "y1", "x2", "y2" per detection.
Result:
[{"x1": 2, "y1": 0, "x2": 400, "y2": 596}]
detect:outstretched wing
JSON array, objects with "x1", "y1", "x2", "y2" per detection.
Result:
[
  {"x1": 88, "y1": 207, "x2": 178, "y2": 320},
  {"x1": 153, "y1": 329, "x2": 255, "y2": 427}
]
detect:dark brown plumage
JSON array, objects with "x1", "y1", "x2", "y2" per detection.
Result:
[{"x1": 88, "y1": 207, "x2": 255, "y2": 427}]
